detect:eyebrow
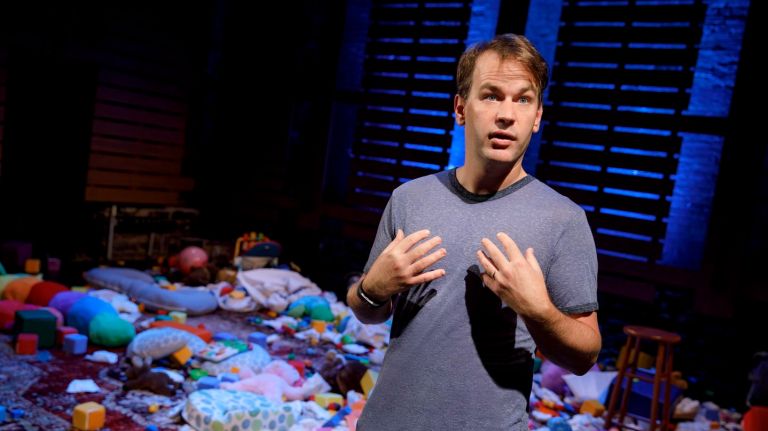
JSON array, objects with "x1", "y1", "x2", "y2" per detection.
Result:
[{"x1": 478, "y1": 82, "x2": 537, "y2": 94}]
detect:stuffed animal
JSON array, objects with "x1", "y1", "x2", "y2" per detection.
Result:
[
  {"x1": 123, "y1": 356, "x2": 180, "y2": 397},
  {"x1": 220, "y1": 359, "x2": 329, "y2": 403}
]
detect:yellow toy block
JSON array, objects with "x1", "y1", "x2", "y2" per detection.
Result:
[
  {"x1": 71, "y1": 286, "x2": 89, "y2": 293},
  {"x1": 314, "y1": 392, "x2": 344, "y2": 409},
  {"x1": 171, "y1": 345, "x2": 192, "y2": 366},
  {"x1": 73, "y1": 401, "x2": 105, "y2": 430},
  {"x1": 361, "y1": 369, "x2": 379, "y2": 399},
  {"x1": 580, "y1": 399, "x2": 605, "y2": 417},
  {"x1": 169, "y1": 311, "x2": 187, "y2": 324},
  {"x1": 25, "y1": 259, "x2": 41, "y2": 274},
  {"x1": 310, "y1": 320, "x2": 327, "y2": 333}
]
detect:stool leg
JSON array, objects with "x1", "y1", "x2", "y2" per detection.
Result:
[
  {"x1": 618, "y1": 336, "x2": 642, "y2": 427},
  {"x1": 661, "y1": 343, "x2": 675, "y2": 431},
  {"x1": 650, "y1": 343, "x2": 666, "y2": 431},
  {"x1": 607, "y1": 335, "x2": 634, "y2": 427}
]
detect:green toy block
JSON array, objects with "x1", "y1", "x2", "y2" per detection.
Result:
[{"x1": 14, "y1": 309, "x2": 57, "y2": 348}]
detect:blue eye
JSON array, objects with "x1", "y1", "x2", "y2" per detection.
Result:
[
  {"x1": 518, "y1": 96, "x2": 531, "y2": 104},
  {"x1": 484, "y1": 94, "x2": 498, "y2": 101}
]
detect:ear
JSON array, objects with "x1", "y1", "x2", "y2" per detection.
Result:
[
  {"x1": 454, "y1": 94, "x2": 466, "y2": 126},
  {"x1": 532, "y1": 105, "x2": 543, "y2": 133}
]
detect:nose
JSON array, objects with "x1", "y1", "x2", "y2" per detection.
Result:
[{"x1": 496, "y1": 99, "x2": 516, "y2": 126}]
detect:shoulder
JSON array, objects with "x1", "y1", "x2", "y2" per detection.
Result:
[
  {"x1": 523, "y1": 178, "x2": 586, "y2": 223},
  {"x1": 391, "y1": 171, "x2": 449, "y2": 199}
]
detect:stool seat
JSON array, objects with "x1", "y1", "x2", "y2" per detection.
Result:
[
  {"x1": 606, "y1": 325, "x2": 681, "y2": 431},
  {"x1": 624, "y1": 326, "x2": 681, "y2": 344}
]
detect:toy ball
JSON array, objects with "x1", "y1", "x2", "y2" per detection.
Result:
[{"x1": 178, "y1": 246, "x2": 208, "y2": 274}]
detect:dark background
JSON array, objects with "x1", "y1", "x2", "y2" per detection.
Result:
[{"x1": 0, "y1": 0, "x2": 765, "y2": 411}]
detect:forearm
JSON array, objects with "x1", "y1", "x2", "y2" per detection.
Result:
[
  {"x1": 347, "y1": 279, "x2": 393, "y2": 324},
  {"x1": 524, "y1": 305, "x2": 601, "y2": 375}
]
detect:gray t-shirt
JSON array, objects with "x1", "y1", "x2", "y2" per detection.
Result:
[{"x1": 356, "y1": 169, "x2": 598, "y2": 431}]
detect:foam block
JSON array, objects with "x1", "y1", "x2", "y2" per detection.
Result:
[
  {"x1": 171, "y1": 345, "x2": 192, "y2": 366},
  {"x1": 247, "y1": 332, "x2": 268, "y2": 349},
  {"x1": 64, "y1": 333, "x2": 88, "y2": 355},
  {"x1": 57, "y1": 326, "x2": 79, "y2": 345},
  {"x1": 361, "y1": 369, "x2": 378, "y2": 399},
  {"x1": 14, "y1": 309, "x2": 57, "y2": 348},
  {"x1": 197, "y1": 376, "x2": 220, "y2": 390},
  {"x1": 315, "y1": 393, "x2": 344, "y2": 409},
  {"x1": 72, "y1": 401, "x2": 105, "y2": 431},
  {"x1": 16, "y1": 333, "x2": 38, "y2": 355}
]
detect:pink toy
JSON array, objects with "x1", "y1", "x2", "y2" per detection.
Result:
[
  {"x1": 263, "y1": 359, "x2": 301, "y2": 385},
  {"x1": 178, "y1": 246, "x2": 209, "y2": 275},
  {"x1": 220, "y1": 359, "x2": 328, "y2": 403}
]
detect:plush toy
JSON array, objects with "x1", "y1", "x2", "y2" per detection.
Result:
[
  {"x1": 318, "y1": 350, "x2": 345, "y2": 392},
  {"x1": 220, "y1": 359, "x2": 329, "y2": 403},
  {"x1": 336, "y1": 361, "x2": 369, "y2": 395},
  {"x1": 122, "y1": 356, "x2": 180, "y2": 396},
  {"x1": 286, "y1": 295, "x2": 334, "y2": 322}
]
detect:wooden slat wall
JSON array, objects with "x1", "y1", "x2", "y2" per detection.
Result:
[
  {"x1": 344, "y1": 0, "x2": 471, "y2": 229},
  {"x1": 536, "y1": 0, "x2": 707, "y2": 263},
  {"x1": 85, "y1": 22, "x2": 193, "y2": 205}
]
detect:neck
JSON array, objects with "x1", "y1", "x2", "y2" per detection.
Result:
[{"x1": 457, "y1": 160, "x2": 526, "y2": 194}]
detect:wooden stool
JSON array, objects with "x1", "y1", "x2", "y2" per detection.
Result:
[{"x1": 605, "y1": 325, "x2": 681, "y2": 431}]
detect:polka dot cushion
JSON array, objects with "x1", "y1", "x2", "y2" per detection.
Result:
[{"x1": 183, "y1": 389, "x2": 301, "y2": 431}]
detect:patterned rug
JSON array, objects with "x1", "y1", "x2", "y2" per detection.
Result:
[{"x1": 0, "y1": 310, "x2": 324, "y2": 431}]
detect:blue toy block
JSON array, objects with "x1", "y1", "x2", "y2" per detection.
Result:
[
  {"x1": 36, "y1": 350, "x2": 52, "y2": 362},
  {"x1": 0, "y1": 405, "x2": 6, "y2": 422},
  {"x1": 145, "y1": 425, "x2": 159, "y2": 431},
  {"x1": 322, "y1": 406, "x2": 352, "y2": 427},
  {"x1": 197, "y1": 376, "x2": 220, "y2": 390},
  {"x1": 220, "y1": 372, "x2": 239, "y2": 383},
  {"x1": 213, "y1": 332, "x2": 237, "y2": 341},
  {"x1": 10, "y1": 408, "x2": 24, "y2": 420},
  {"x1": 247, "y1": 332, "x2": 268, "y2": 349},
  {"x1": 63, "y1": 333, "x2": 88, "y2": 355}
]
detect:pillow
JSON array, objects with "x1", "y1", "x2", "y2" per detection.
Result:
[
  {"x1": 127, "y1": 327, "x2": 207, "y2": 359},
  {"x1": 183, "y1": 389, "x2": 300, "y2": 431},
  {"x1": 89, "y1": 312, "x2": 135, "y2": 347},
  {"x1": 26, "y1": 281, "x2": 69, "y2": 306}
]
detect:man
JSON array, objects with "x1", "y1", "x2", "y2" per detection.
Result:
[{"x1": 348, "y1": 34, "x2": 601, "y2": 430}]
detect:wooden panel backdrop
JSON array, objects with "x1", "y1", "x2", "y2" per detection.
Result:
[
  {"x1": 85, "y1": 20, "x2": 193, "y2": 205},
  {"x1": 338, "y1": 0, "x2": 472, "y2": 239}
]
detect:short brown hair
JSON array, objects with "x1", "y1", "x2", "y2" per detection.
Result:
[{"x1": 456, "y1": 34, "x2": 549, "y2": 103}]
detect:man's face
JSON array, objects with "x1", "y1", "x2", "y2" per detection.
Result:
[{"x1": 454, "y1": 51, "x2": 543, "y2": 168}]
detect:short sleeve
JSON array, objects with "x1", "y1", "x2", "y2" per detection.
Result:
[
  {"x1": 545, "y1": 210, "x2": 598, "y2": 314},
  {"x1": 364, "y1": 197, "x2": 396, "y2": 272}
]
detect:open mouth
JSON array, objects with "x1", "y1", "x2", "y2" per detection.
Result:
[{"x1": 489, "y1": 131, "x2": 516, "y2": 148}]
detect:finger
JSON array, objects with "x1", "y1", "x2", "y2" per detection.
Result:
[
  {"x1": 496, "y1": 232, "x2": 524, "y2": 262},
  {"x1": 381, "y1": 228, "x2": 405, "y2": 254},
  {"x1": 525, "y1": 247, "x2": 543, "y2": 274},
  {"x1": 406, "y1": 268, "x2": 446, "y2": 286},
  {"x1": 406, "y1": 235, "x2": 442, "y2": 261},
  {"x1": 410, "y1": 248, "x2": 447, "y2": 273},
  {"x1": 395, "y1": 229, "x2": 431, "y2": 253},
  {"x1": 481, "y1": 237, "x2": 508, "y2": 268},
  {"x1": 475, "y1": 249, "x2": 497, "y2": 279}
]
